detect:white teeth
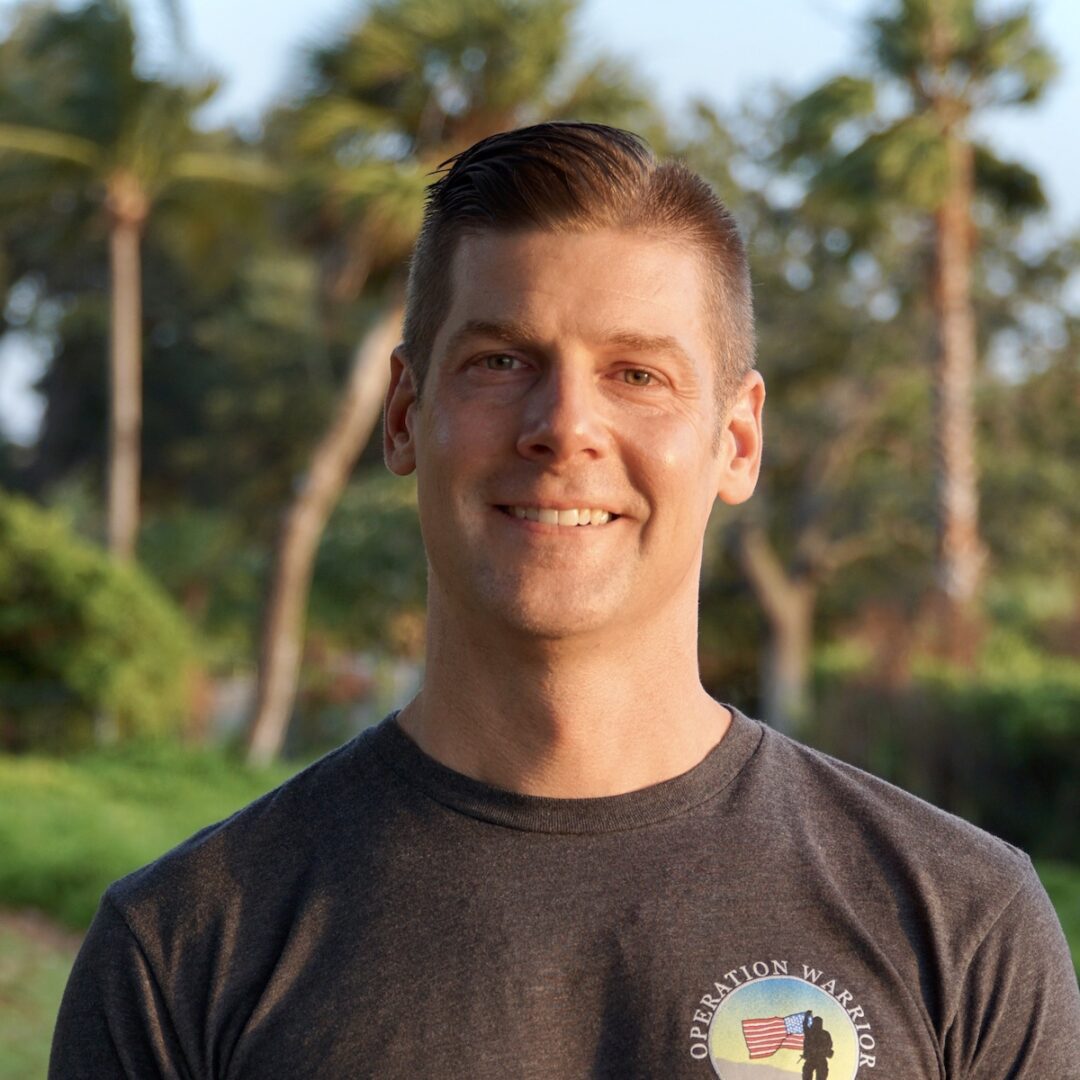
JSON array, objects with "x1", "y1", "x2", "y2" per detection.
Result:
[{"x1": 506, "y1": 506, "x2": 614, "y2": 526}]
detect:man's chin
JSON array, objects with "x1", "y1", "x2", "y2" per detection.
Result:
[
  {"x1": 478, "y1": 593, "x2": 618, "y2": 642},
  {"x1": 431, "y1": 566, "x2": 628, "y2": 640}
]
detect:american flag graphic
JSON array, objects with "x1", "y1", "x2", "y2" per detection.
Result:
[{"x1": 740, "y1": 1011, "x2": 807, "y2": 1059}]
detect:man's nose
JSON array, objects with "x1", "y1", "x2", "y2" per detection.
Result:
[{"x1": 515, "y1": 364, "x2": 609, "y2": 465}]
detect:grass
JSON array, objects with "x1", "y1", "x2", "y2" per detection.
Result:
[
  {"x1": 0, "y1": 742, "x2": 299, "y2": 1080},
  {"x1": 0, "y1": 743, "x2": 1077, "y2": 1079},
  {"x1": 0, "y1": 913, "x2": 81, "y2": 1080},
  {"x1": 0, "y1": 742, "x2": 299, "y2": 929},
  {"x1": 1038, "y1": 859, "x2": 1080, "y2": 972}
]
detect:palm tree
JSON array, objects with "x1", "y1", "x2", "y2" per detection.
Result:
[
  {"x1": 245, "y1": 0, "x2": 660, "y2": 764},
  {"x1": 780, "y1": 0, "x2": 1054, "y2": 659},
  {"x1": 0, "y1": 0, "x2": 278, "y2": 561}
]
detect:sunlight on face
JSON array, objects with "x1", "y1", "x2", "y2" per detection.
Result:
[{"x1": 402, "y1": 228, "x2": 745, "y2": 642}]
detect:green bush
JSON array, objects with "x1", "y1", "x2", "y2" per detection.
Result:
[
  {"x1": 0, "y1": 492, "x2": 201, "y2": 749},
  {"x1": 0, "y1": 744, "x2": 297, "y2": 928},
  {"x1": 311, "y1": 470, "x2": 427, "y2": 651}
]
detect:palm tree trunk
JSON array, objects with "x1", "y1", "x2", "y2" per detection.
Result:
[
  {"x1": 737, "y1": 525, "x2": 816, "y2": 733},
  {"x1": 107, "y1": 214, "x2": 143, "y2": 561},
  {"x1": 931, "y1": 128, "x2": 986, "y2": 659},
  {"x1": 246, "y1": 304, "x2": 404, "y2": 766}
]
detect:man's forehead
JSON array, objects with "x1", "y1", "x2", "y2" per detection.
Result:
[
  {"x1": 451, "y1": 226, "x2": 698, "y2": 280},
  {"x1": 439, "y1": 228, "x2": 712, "y2": 341}
]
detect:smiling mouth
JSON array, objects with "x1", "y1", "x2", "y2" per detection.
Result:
[{"x1": 496, "y1": 505, "x2": 619, "y2": 527}]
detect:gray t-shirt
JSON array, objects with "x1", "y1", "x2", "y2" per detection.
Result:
[{"x1": 50, "y1": 708, "x2": 1080, "y2": 1078}]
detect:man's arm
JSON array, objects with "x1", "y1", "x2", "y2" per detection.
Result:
[
  {"x1": 943, "y1": 859, "x2": 1080, "y2": 1078},
  {"x1": 50, "y1": 891, "x2": 191, "y2": 1080}
]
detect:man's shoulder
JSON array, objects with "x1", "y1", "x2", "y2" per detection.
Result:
[
  {"x1": 106, "y1": 723, "x2": 390, "y2": 924},
  {"x1": 731, "y1": 716, "x2": 1055, "y2": 1012},
  {"x1": 745, "y1": 717, "x2": 1033, "y2": 896}
]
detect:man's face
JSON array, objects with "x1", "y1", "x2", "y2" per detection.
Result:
[{"x1": 385, "y1": 228, "x2": 763, "y2": 641}]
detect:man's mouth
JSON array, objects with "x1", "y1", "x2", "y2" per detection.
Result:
[{"x1": 495, "y1": 505, "x2": 619, "y2": 527}]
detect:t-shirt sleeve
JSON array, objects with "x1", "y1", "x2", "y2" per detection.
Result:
[
  {"x1": 942, "y1": 858, "x2": 1080, "y2": 1079},
  {"x1": 49, "y1": 890, "x2": 192, "y2": 1080}
]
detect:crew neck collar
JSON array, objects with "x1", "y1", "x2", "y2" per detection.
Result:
[{"x1": 368, "y1": 706, "x2": 763, "y2": 834}]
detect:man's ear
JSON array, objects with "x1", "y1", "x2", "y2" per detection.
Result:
[
  {"x1": 384, "y1": 346, "x2": 419, "y2": 476},
  {"x1": 716, "y1": 370, "x2": 765, "y2": 506}
]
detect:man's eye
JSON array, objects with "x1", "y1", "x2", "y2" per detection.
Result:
[
  {"x1": 481, "y1": 354, "x2": 522, "y2": 371},
  {"x1": 622, "y1": 369, "x2": 654, "y2": 386}
]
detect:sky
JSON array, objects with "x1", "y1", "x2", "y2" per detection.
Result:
[{"x1": 1, "y1": 0, "x2": 1078, "y2": 442}]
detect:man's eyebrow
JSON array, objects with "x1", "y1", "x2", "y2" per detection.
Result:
[
  {"x1": 445, "y1": 320, "x2": 695, "y2": 366},
  {"x1": 445, "y1": 319, "x2": 547, "y2": 353},
  {"x1": 599, "y1": 330, "x2": 693, "y2": 364}
]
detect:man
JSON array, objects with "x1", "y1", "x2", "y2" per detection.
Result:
[
  {"x1": 51, "y1": 123, "x2": 1078, "y2": 1078},
  {"x1": 801, "y1": 1011, "x2": 833, "y2": 1079}
]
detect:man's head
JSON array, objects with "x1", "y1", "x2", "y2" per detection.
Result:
[
  {"x1": 402, "y1": 122, "x2": 755, "y2": 414},
  {"x1": 384, "y1": 123, "x2": 764, "y2": 645}
]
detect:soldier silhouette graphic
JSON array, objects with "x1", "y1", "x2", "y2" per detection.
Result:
[{"x1": 800, "y1": 1011, "x2": 833, "y2": 1080}]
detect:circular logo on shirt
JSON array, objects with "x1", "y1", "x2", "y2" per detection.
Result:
[{"x1": 706, "y1": 975, "x2": 860, "y2": 1079}]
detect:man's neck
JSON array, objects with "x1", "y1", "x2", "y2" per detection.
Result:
[{"x1": 395, "y1": 595, "x2": 731, "y2": 798}]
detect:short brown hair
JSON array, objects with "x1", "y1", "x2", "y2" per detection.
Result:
[{"x1": 403, "y1": 122, "x2": 755, "y2": 411}]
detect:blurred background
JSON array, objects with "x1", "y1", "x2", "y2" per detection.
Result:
[{"x1": 0, "y1": 0, "x2": 1077, "y2": 1070}]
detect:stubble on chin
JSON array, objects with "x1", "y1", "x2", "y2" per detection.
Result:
[{"x1": 498, "y1": 570, "x2": 632, "y2": 642}]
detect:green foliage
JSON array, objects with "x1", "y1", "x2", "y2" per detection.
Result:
[
  {"x1": 301, "y1": 0, "x2": 595, "y2": 147},
  {"x1": 785, "y1": 0, "x2": 1056, "y2": 216},
  {"x1": 0, "y1": 913, "x2": 79, "y2": 1080},
  {"x1": 310, "y1": 469, "x2": 427, "y2": 651},
  {"x1": 980, "y1": 350, "x2": 1080, "y2": 577},
  {"x1": 266, "y1": 0, "x2": 661, "y2": 312},
  {"x1": 870, "y1": 0, "x2": 1057, "y2": 107},
  {"x1": 0, "y1": 1, "x2": 140, "y2": 143},
  {"x1": 0, "y1": 0, "x2": 287, "y2": 528},
  {"x1": 0, "y1": 741, "x2": 297, "y2": 927},
  {"x1": 780, "y1": 75, "x2": 876, "y2": 166},
  {"x1": 972, "y1": 144, "x2": 1045, "y2": 216},
  {"x1": 0, "y1": 0, "x2": 275, "y2": 196},
  {"x1": 137, "y1": 507, "x2": 266, "y2": 668},
  {"x1": 0, "y1": 491, "x2": 201, "y2": 748}
]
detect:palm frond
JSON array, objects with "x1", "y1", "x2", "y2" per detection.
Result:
[
  {"x1": 170, "y1": 151, "x2": 286, "y2": 190},
  {"x1": 973, "y1": 146, "x2": 1046, "y2": 216},
  {"x1": 0, "y1": 123, "x2": 100, "y2": 168},
  {"x1": 780, "y1": 76, "x2": 877, "y2": 169}
]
